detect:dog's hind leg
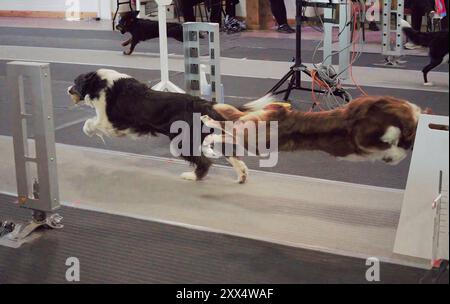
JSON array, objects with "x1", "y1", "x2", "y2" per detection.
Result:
[
  {"x1": 423, "y1": 58, "x2": 442, "y2": 86},
  {"x1": 226, "y1": 157, "x2": 249, "y2": 184},
  {"x1": 180, "y1": 156, "x2": 212, "y2": 181}
]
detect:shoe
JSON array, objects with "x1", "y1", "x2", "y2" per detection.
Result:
[
  {"x1": 277, "y1": 24, "x2": 295, "y2": 34},
  {"x1": 404, "y1": 42, "x2": 422, "y2": 50},
  {"x1": 224, "y1": 15, "x2": 247, "y2": 34},
  {"x1": 369, "y1": 21, "x2": 380, "y2": 31}
]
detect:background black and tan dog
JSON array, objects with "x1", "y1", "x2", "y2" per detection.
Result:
[
  {"x1": 67, "y1": 69, "x2": 249, "y2": 183},
  {"x1": 401, "y1": 19, "x2": 449, "y2": 86},
  {"x1": 116, "y1": 11, "x2": 183, "y2": 55}
]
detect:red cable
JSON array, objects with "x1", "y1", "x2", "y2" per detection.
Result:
[{"x1": 349, "y1": 3, "x2": 369, "y2": 96}]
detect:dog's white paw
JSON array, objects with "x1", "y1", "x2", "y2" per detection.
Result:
[
  {"x1": 83, "y1": 119, "x2": 96, "y2": 137},
  {"x1": 233, "y1": 159, "x2": 249, "y2": 184},
  {"x1": 424, "y1": 82, "x2": 434, "y2": 87},
  {"x1": 181, "y1": 171, "x2": 198, "y2": 181},
  {"x1": 237, "y1": 163, "x2": 249, "y2": 184}
]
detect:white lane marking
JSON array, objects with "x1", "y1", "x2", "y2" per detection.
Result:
[{"x1": 1, "y1": 45, "x2": 448, "y2": 93}]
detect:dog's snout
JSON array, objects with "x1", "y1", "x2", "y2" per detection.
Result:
[{"x1": 67, "y1": 86, "x2": 80, "y2": 97}]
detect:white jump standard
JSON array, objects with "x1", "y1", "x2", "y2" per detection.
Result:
[
  {"x1": 183, "y1": 22, "x2": 223, "y2": 103},
  {"x1": 152, "y1": 0, "x2": 184, "y2": 93}
]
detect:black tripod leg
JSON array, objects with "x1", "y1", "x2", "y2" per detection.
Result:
[
  {"x1": 283, "y1": 73, "x2": 297, "y2": 101},
  {"x1": 267, "y1": 69, "x2": 294, "y2": 96},
  {"x1": 112, "y1": 5, "x2": 119, "y2": 31}
]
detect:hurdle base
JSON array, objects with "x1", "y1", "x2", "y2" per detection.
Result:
[{"x1": 0, "y1": 213, "x2": 63, "y2": 248}]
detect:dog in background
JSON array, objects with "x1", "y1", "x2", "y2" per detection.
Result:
[
  {"x1": 116, "y1": 11, "x2": 183, "y2": 55},
  {"x1": 401, "y1": 19, "x2": 449, "y2": 86},
  {"x1": 202, "y1": 95, "x2": 423, "y2": 165},
  {"x1": 67, "y1": 69, "x2": 248, "y2": 184}
]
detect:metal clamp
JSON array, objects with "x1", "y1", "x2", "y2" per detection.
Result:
[{"x1": 6, "y1": 213, "x2": 63, "y2": 242}]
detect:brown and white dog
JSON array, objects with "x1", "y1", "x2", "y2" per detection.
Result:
[{"x1": 202, "y1": 95, "x2": 424, "y2": 165}]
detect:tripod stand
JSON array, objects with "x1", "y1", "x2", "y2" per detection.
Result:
[{"x1": 267, "y1": 0, "x2": 351, "y2": 103}]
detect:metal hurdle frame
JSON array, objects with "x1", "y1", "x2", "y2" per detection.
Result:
[
  {"x1": 431, "y1": 171, "x2": 449, "y2": 267},
  {"x1": 183, "y1": 22, "x2": 223, "y2": 103},
  {"x1": 381, "y1": 0, "x2": 405, "y2": 66},
  {"x1": 0, "y1": 61, "x2": 63, "y2": 248}
]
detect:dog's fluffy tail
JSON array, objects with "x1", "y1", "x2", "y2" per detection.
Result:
[
  {"x1": 241, "y1": 94, "x2": 277, "y2": 112},
  {"x1": 212, "y1": 94, "x2": 278, "y2": 121},
  {"x1": 400, "y1": 19, "x2": 436, "y2": 47}
]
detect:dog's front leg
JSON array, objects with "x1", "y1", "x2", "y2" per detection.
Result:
[
  {"x1": 83, "y1": 118, "x2": 97, "y2": 137},
  {"x1": 121, "y1": 38, "x2": 132, "y2": 47},
  {"x1": 123, "y1": 40, "x2": 137, "y2": 55}
]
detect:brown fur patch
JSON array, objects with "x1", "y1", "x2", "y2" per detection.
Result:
[{"x1": 211, "y1": 96, "x2": 421, "y2": 160}]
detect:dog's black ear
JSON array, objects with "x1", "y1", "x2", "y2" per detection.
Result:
[
  {"x1": 83, "y1": 72, "x2": 99, "y2": 88},
  {"x1": 82, "y1": 72, "x2": 107, "y2": 99}
]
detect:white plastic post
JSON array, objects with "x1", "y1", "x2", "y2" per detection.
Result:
[
  {"x1": 322, "y1": 7, "x2": 333, "y2": 67},
  {"x1": 338, "y1": 0, "x2": 350, "y2": 80},
  {"x1": 152, "y1": 0, "x2": 185, "y2": 93},
  {"x1": 321, "y1": 0, "x2": 350, "y2": 79},
  {"x1": 136, "y1": 0, "x2": 141, "y2": 18},
  {"x1": 97, "y1": 0, "x2": 112, "y2": 20},
  {"x1": 394, "y1": 115, "x2": 449, "y2": 261}
]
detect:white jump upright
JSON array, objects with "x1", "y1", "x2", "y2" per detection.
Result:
[
  {"x1": 322, "y1": 0, "x2": 351, "y2": 80},
  {"x1": 183, "y1": 22, "x2": 223, "y2": 103},
  {"x1": 394, "y1": 115, "x2": 449, "y2": 264},
  {"x1": 1, "y1": 61, "x2": 63, "y2": 249},
  {"x1": 152, "y1": 0, "x2": 185, "y2": 93}
]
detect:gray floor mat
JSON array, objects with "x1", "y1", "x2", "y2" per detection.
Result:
[{"x1": 0, "y1": 193, "x2": 437, "y2": 284}]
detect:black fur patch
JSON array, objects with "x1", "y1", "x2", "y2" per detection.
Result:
[{"x1": 72, "y1": 72, "x2": 108, "y2": 100}]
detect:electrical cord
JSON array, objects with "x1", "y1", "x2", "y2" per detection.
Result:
[{"x1": 306, "y1": 0, "x2": 369, "y2": 109}]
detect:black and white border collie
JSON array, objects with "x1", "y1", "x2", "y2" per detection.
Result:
[{"x1": 67, "y1": 69, "x2": 248, "y2": 183}]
